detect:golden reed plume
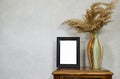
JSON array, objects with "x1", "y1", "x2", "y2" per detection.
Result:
[{"x1": 62, "y1": 0, "x2": 118, "y2": 33}]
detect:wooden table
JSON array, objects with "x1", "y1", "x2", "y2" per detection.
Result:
[{"x1": 52, "y1": 67, "x2": 113, "y2": 79}]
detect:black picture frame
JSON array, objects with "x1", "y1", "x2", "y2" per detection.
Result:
[{"x1": 57, "y1": 37, "x2": 80, "y2": 68}]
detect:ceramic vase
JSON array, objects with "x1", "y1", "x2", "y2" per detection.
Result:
[{"x1": 87, "y1": 31, "x2": 102, "y2": 69}]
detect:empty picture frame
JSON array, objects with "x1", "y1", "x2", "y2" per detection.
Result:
[{"x1": 57, "y1": 37, "x2": 80, "y2": 68}]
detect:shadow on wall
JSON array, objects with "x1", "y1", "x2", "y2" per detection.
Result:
[
  {"x1": 49, "y1": 41, "x2": 57, "y2": 79},
  {"x1": 49, "y1": 75, "x2": 53, "y2": 79},
  {"x1": 99, "y1": 33, "x2": 114, "y2": 69},
  {"x1": 81, "y1": 34, "x2": 90, "y2": 68},
  {"x1": 102, "y1": 41, "x2": 114, "y2": 69}
]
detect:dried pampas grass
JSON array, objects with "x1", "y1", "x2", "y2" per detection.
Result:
[{"x1": 62, "y1": 0, "x2": 118, "y2": 33}]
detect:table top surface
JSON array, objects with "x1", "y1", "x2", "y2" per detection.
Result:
[{"x1": 52, "y1": 67, "x2": 113, "y2": 75}]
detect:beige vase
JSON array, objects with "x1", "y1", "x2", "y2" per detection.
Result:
[{"x1": 87, "y1": 31, "x2": 103, "y2": 69}]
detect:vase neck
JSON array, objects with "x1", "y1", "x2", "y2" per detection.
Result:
[{"x1": 90, "y1": 31, "x2": 98, "y2": 38}]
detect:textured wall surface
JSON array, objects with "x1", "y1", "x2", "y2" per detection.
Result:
[{"x1": 0, "y1": 0, "x2": 120, "y2": 79}]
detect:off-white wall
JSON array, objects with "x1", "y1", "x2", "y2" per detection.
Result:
[{"x1": 0, "y1": 0, "x2": 120, "y2": 79}]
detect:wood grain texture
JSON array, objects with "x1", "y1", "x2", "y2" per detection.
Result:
[{"x1": 52, "y1": 67, "x2": 113, "y2": 79}]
